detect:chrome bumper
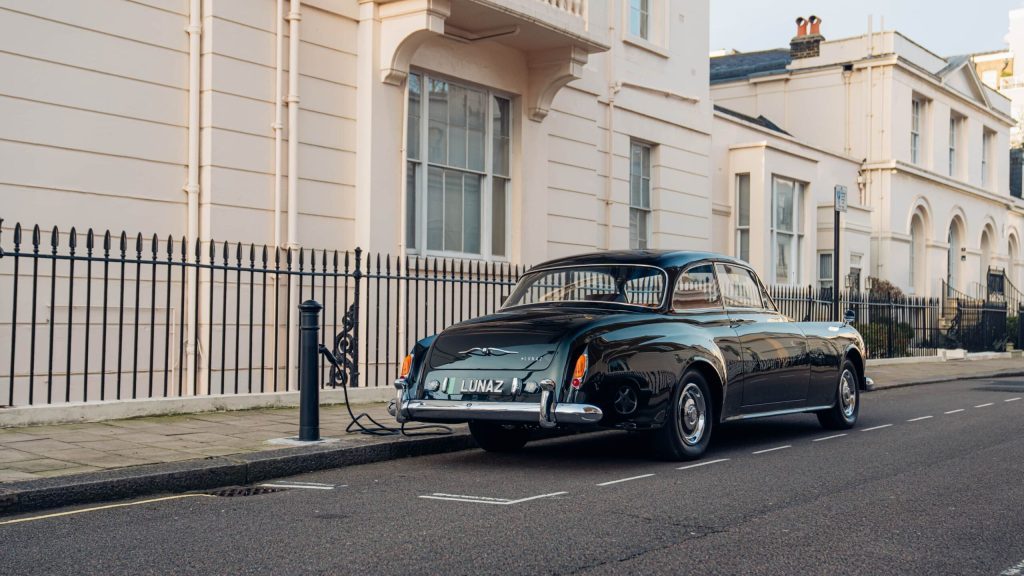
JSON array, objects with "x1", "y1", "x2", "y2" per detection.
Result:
[{"x1": 392, "y1": 379, "x2": 603, "y2": 427}]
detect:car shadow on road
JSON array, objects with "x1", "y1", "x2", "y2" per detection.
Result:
[{"x1": 442, "y1": 414, "x2": 830, "y2": 472}]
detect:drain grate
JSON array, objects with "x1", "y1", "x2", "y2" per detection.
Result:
[{"x1": 207, "y1": 486, "x2": 286, "y2": 498}]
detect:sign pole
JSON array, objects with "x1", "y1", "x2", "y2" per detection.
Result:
[{"x1": 833, "y1": 185, "x2": 848, "y2": 323}]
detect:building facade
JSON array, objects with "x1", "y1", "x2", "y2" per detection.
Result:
[
  {"x1": 711, "y1": 22, "x2": 1024, "y2": 298},
  {"x1": 0, "y1": 0, "x2": 713, "y2": 266}
]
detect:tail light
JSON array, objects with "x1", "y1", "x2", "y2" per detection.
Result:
[
  {"x1": 399, "y1": 354, "x2": 413, "y2": 379},
  {"x1": 571, "y1": 351, "x2": 588, "y2": 389}
]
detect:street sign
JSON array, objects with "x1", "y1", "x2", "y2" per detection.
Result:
[{"x1": 834, "y1": 185, "x2": 848, "y2": 213}]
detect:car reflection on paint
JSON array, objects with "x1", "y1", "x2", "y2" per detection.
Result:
[{"x1": 389, "y1": 250, "x2": 868, "y2": 461}]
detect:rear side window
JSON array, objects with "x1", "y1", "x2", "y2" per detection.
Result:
[
  {"x1": 715, "y1": 263, "x2": 763, "y2": 309},
  {"x1": 672, "y1": 265, "x2": 721, "y2": 311}
]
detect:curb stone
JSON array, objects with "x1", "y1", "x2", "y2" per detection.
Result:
[
  {"x1": 0, "y1": 432, "x2": 476, "y2": 517},
  {"x1": 864, "y1": 370, "x2": 1024, "y2": 393}
]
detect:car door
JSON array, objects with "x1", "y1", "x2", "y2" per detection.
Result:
[
  {"x1": 715, "y1": 262, "x2": 810, "y2": 410},
  {"x1": 668, "y1": 263, "x2": 745, "y2": 418}
]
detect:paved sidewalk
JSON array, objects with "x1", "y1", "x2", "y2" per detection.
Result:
[
  {"x1": 0, "y1": 403, "x2": 460, "y2": 484},
  {"x1": 868, "y1": 356, "x2": 1023, "y2": 389}
]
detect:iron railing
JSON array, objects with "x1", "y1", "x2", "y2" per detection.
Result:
[
  {"x1": 0, "y1": 220, "x2": 1017, "y2": 407},
  {"x1": 0, "y1": 222, "x2": 522, "y2": 407}
]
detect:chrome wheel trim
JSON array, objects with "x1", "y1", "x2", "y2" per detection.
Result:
[
  {"x1": 678, "y1": 382, "x2": 707, "y2": 446},
  {"x1": 839, "y1": 369, "x2": 857, "y2": 419}
]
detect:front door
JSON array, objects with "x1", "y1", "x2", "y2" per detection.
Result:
[{"x1": 715, "y1": 263, "x2": 809, "y2": 409}]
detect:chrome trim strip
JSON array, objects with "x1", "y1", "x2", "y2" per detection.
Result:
[
  {"x1": 402, "y1": 399, "x2": 603, "y2": 425},
  {"x1": 724, "y1": 405, "x2": 833, "y2": 421}
]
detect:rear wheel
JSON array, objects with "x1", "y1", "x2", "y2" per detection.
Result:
[
  {"x1": 817, "y1": 359, "x2": 859, "y2": 430},
  {"x1": 653, "y1": 370, "x2": 714, "y2": 461},
  {"x1": 469, "y1": 421, "x2": 530, "y2": 453}
]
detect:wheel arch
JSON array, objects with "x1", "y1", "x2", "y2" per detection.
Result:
[
  {"x1": 685, "y1": 359, "x2": 724, "y2": 424},
  {"x1": 844, "y1": 346, "x2": 866, "y2": 390}
]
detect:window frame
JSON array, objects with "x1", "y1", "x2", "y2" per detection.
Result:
[
  {"x1": 770, "y1": 175, "x2": 805, "y2": 286},
  {"x1": 818, "y1": 251, "x2": 834, "y2": 293},
  {"x1": 911, "y1": 97, "x2": 922, "y2": 165},
  {"x1": 949, "y1": 113, "x2": 963, "y2": 178},
  {"x1": 404, "y1": 70, "x2": 513, "y2": 261},
  {"x1": 670, "y1": 262, "x2": 724, "y2": 313},
  {"x1": 982, "y1": 129, "x2": 993, "y2": 188},
  {"x1": 629, "y1": 140, "x2": 653, "y2": 250},
  {"x1": 735, "y1": 173, "x2": 751, "y2": 262},
  {"x1": 628, "y1": 0, "x2": 651, "y2": 41},
  {"x1": 715, "y1": 262, "x2": 766, "y2": 311}
]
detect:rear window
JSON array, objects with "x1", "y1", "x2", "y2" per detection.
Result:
[{"x1": 503, "y1": 265, "x2": 667, "y2": 309}]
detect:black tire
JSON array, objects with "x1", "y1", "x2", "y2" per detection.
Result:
[
  {"x1": 817, "y1": 359, "x2": 860, "y2": 430},
  {"x1": 652, "y1": 370, "x2": 714, "y2": 461},
  {"x1": 468, "y1": 421, "x2": 530, "y2": 453}
]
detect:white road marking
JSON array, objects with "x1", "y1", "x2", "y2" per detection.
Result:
[
  {"x1": 907, "y1": 416, "x2": 933, "y2": 422},
  {"x1": 259, "y1": 483, "x2": 337, "y2": 490},
  {"x1": 945, "y1": 409, "x2": 965, "y2": 414},
  {"x1": 596, "y1": 474, "x2": 655, "y2": 487},
  {"x1": 677, "y1": 458, "x2": 730, "y2": 470},
  {"x1": 1006, "y1": 397, "x2": 1022, "y2": 403},
  {"x1": 974, "y1": 403, "x2": 994, "y2": 408},
  {"x1": 0, "y1": 494, "x2": 215, "y2": 526},
  {"x1": 418, "y1": 491, "x2": 567, "y2": 506},
  {"x1": 1000, "y1": 557, "x2": 1024, "y2": 576},
  {"x1": 861, "y1": 424, "x2": 893, "y2": 432},
  {"x1": 812, "y1": 433, "x2": 847, "y2": 442},
  {"x1": 753, "y1": 445, "x2": 791, "y2": 455}
]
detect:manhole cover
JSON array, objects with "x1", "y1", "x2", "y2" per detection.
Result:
[{"x1": 207, "y1": 486, "x2": 286, "y2": 498}]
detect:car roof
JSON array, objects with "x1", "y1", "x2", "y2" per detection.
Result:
[{"x1": 530, "y1": 250, "x2": 748, "y2": 272}]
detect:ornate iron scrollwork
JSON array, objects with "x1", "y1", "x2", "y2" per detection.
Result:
[{"x1": 321, "y1": 303, "x2": 359, "y2": 389}]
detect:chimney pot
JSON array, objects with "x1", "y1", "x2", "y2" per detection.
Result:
[
  {"x1": 809, "y1": 15, "x2": 822, "y2": 35},
  {"x1": 795, "y1": 17, "x2": 808, "y2": 37}
]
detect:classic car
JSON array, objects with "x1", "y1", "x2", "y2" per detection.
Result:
[{"x1": 390, "y1": 251, "x2": 869, "y2": 461}]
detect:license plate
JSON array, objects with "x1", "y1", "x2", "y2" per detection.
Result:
[{"x1": 446, "y1": 377, "x2": 510, "y2": 395}]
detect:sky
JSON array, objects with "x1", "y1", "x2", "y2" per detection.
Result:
[{"x1": 710, "y1": 0, "x2": 1022, "y2": 57}]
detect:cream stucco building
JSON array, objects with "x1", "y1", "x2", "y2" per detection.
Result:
[
  {"x1": 711, "y1": 23, "x2": 1024, "y2": 298},
  {"x1": 0, "y1": 0, "x2": 713, "y2": 266}
]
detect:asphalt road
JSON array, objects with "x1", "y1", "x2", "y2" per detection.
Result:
[{"x1": 2, "y1": 376, "x2": 1024, "y2": 575}]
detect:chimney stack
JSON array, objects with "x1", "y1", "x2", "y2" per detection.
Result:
[{"x1": 791, "y1": 15, "x2": 824, "y2": 59}]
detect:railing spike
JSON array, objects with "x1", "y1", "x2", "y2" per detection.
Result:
[
  {"x1": 119, "y1": 231, "x2": 128, "y2": 253},
  {"x1": 50, "y1": 226, "x2": 59, "y2": 249},
  {"x1": 221, "y1": 240, "x2": 229, "y2": 262},
  {"x1": 249, "y1": 243, "x2": 256, "y2": 263},
  {"x1": 14, "y1": 222, "x2": 22, "y2": 245},
  {"x1": 135, "y1": 232, "x2": 143, "y2": 255},
  {"x1": 32, "y1": 224, "x2": 41, "y2": 248},
  {"x1": 86, "y1": 228, "x2": 94, "y2": 251},
  {"x1": 151, "y1": 233, "x2": 159, "y2": 256},
  {"x1": 261, "y1": 245, "x2": 268, "y2": 265},
  {"x1": 166, "y1": 235, "x2": 174, "y2": 257},
  {"x1": 103, "y1": 230, "x2": 111, "y2": 252},
  {"x1": 68, "y1": 227, "x2": 77, "y2": 250}
]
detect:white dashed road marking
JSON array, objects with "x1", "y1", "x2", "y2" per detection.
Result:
[
  {"x1": 596, "y1": 474, "x2": 655, "y2": 487},
  {"x1": 259, "y1": 482, "x2": 338, "y2": 490},
  {"x1": 861, "y1": 424, "x2": 893, "y2": 432},
  {"x1": 975, "y1": 403, "x2": 994, "y2": 408},
  {"x1": 945, "y1": 409, "x2": 965, "y2": 414},
  {"x1": 753, "y1": 445, "x2": 791, "y2": 455},
  {"x1": 907, "y1": 416, "x2": 933, "y2": 422},
  {"x1": 677, "y1": 458, "x2": 730, "y2": 470},
  {"x1": 419, "y1": 492, "x2": 567, "y2": 505},
  {"x1": 1006, "y1": 397, "x2": 1022, "y2": 403},
  {"x1": 812, "y1": 434, "x2": 847, "y2": 442},
  {"x1": 1000, "y1": 558, "x2": 1024, "y2": 576}
]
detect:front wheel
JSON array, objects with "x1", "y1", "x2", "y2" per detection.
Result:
[
  {"x1": 653, "y1": 370, "x2": 714, "y2": 461},
  {"x1": 817, "y1": 360, "x2": 859, "y2": 430},
  {"x1": 468, "y1": 421, "x2": 530, "y2": 453}
]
